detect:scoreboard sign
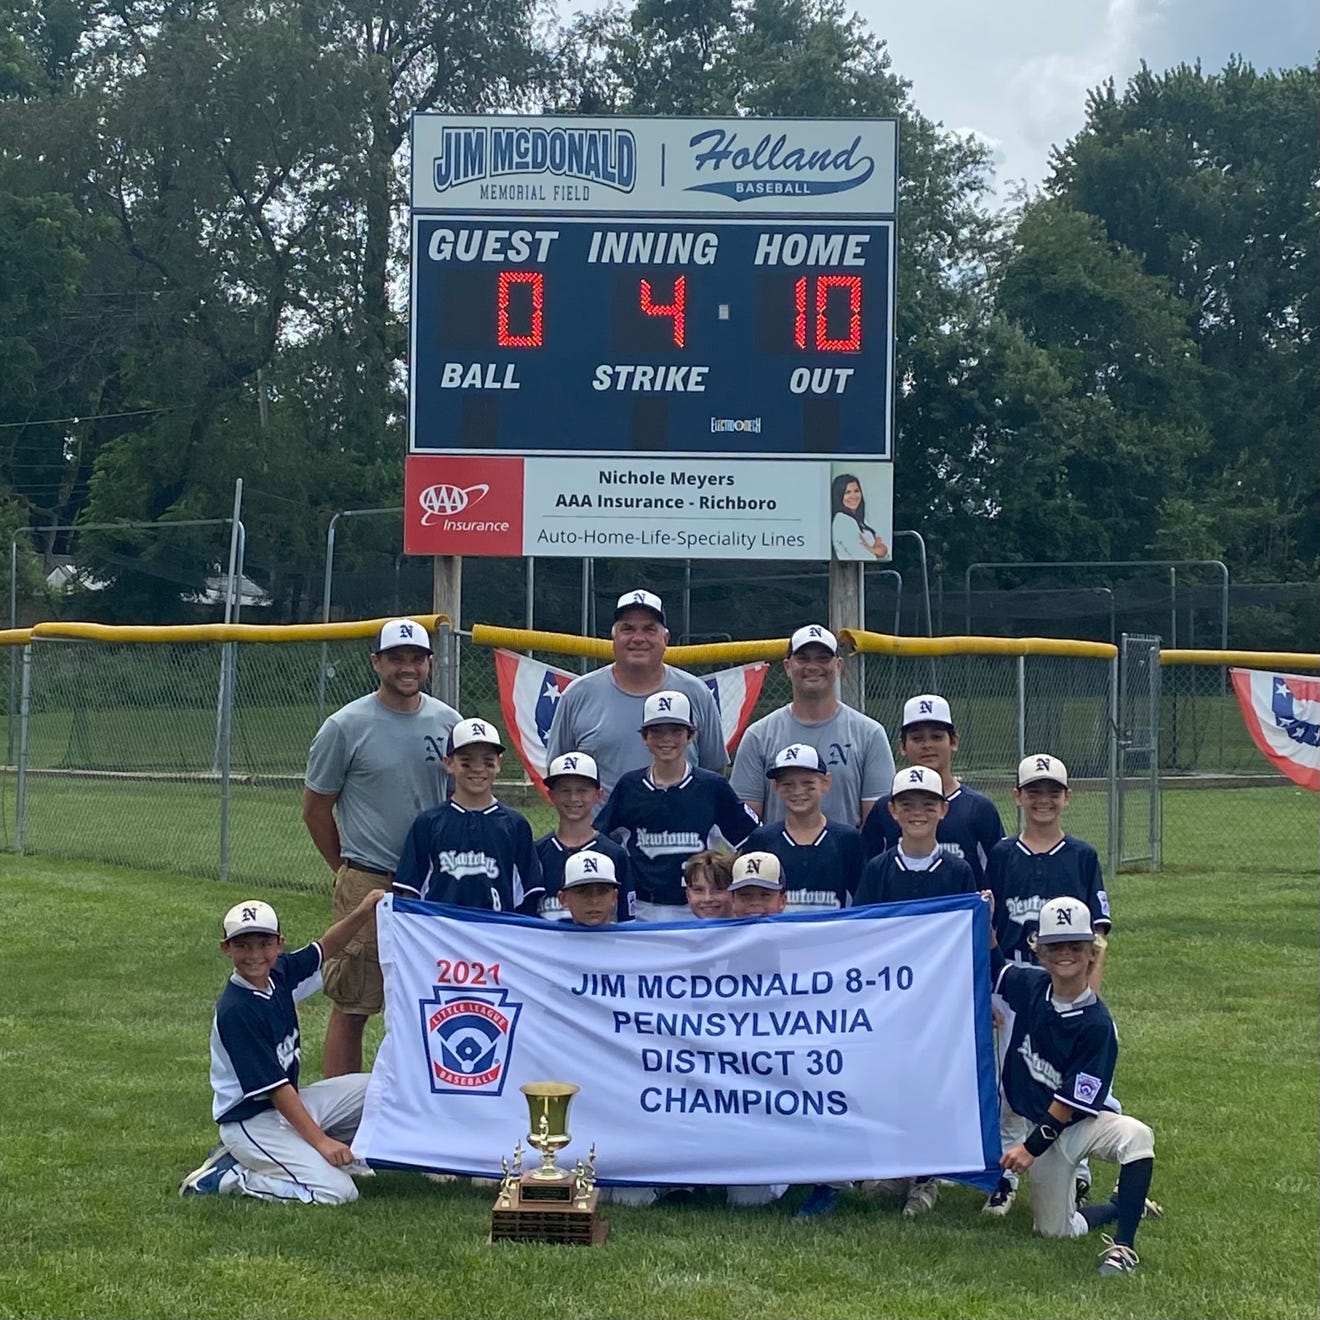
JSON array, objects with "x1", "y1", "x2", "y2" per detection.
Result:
[{"x1": 406, "y1": 116, "x2": 897, "y2": 559}]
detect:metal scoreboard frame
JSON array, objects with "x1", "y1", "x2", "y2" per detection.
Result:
[{"x1": 405, "y1": 115, "x2": 898, "y2": 561}]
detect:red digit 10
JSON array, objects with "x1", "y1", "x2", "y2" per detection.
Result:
[
  {"x1": 640, "y1": 275, "x2": 686, "y2": 348},
  {"x1": 793, "y1": 275, "x2": 862, "y2": 351},
  {"x1": 496, "y1": 270, "x2": 544, "y2": 348}
]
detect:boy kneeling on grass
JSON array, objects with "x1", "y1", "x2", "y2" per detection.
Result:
[
  {"x1": 992, "y1": 894, "x2": 1162, "y2": 1276},
  {"x1": 180, "y1": 891, "x2": 385, "y2": 1203}
]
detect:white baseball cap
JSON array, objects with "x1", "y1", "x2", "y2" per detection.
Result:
[
  {"x1": 222, "y1": 899, "x2": 280, "y2": 940},
  {"x1": 447, "y1": 717, "x2": 505, "y2": 754},
  {"x1": 787, "y1": 624, "x2": 839, "y2": 657},
  {"x1": 890, "y1": 766, "x2": 945, "y2": 798},
  {"x1": 902, "y1": 694, "x2": 954, "y2": 731},
  {"x1": 1017, "y1": 754, "x2": 1069, "y2": 788},
  {"x1": 1035, "y1": 896, "x2": 1095, "y2": 944},
  {"x1": 563, "y1": 850, "x2": 619, "y2": 889},
  {"x1": 730, "y1": 852, "x2": 784, "y2": 891},
  {"x1": 766, "y1": 743, "x2": 828, "y2": 778},
  {"x1": 544, "y1": 752, "x2": 600, "y2": 786},
  {"x1": 374, "y1": 618, "x2": 432, "y2": 653},
  {"x1": 640, "y1": 690, "x2": 695, "y2": 730},
  {"x1": 614, "y1": 589, "x2": 666, "y2": 624}
]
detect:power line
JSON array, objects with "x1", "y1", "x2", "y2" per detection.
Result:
[{"x1": 0, "y1": 407, "x2": 172, "y2": 430}]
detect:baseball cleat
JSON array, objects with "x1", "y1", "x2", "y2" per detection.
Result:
[
  {"x1": 179, "y1": 1147, "x2": 239, "y2": 1197},
  {"x1": 1097, "y1": 1235, "x2": 1140, "y2": 1276},
  {"x1": 982, "y1": 1176, "x2": 1016, "y2": 1216},
  {"x1": 1074, "y1": 1176, "x2": 1091, "y2": 1207},
  {"x1": 1109, "y1": 1181, "x2": 1164, "y2": 1219},
  {"x1": 794, "y1": 1184, "x2": 841, "y2": 1219},
  {"x1": 902, "y1": 1178, "x2": 941, "y2": 1218}
]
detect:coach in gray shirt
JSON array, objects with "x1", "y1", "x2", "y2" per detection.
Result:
[
  {"x1": 731, "y1": 624, "x2": 894, "y2": 829},
  {"x1": 545, "y1": 589, "x2": 727, "y2": 796},
  {"x1": 303, "y1": 617, "x2": 459, "y2": 1077}
]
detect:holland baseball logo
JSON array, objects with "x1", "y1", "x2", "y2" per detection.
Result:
[{"x1": 419, "y1": 987, "x2": 523, "y2": 1096}]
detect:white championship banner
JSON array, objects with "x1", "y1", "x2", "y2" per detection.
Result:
[{"x1": 355, "y1": 896, "x2": 1001, "y2": 1189}]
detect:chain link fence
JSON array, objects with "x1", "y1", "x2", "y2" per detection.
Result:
[{"x1": 5, "y1": 624, "x2": 1315, "y2": 888}]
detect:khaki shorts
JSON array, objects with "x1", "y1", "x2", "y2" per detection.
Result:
[{"x1": 321, "y1": 863, "x2": 391, "y2": 1016}]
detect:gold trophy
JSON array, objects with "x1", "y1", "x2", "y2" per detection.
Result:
[{"x1": 489, "y1": 1081, "x2": 610, "y2": 1246}]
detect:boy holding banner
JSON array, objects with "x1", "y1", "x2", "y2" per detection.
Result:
[{"x1": 993, "y1": 895, "x2": 1161, "y2": 1276}]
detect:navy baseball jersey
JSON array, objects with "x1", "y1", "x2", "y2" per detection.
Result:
[
  {"x1": 988, "y1": 835, "x2": 1111, "y2": 964},
  {"x1": 394, "y1": 800, "x2": 544, "y2": 913},
  {"x1": 861, "y1": 783, "x2": 1005, "y2": 886},
  {"x1": 536, "y1": 832, "x2": 636, "y2": 923},
  {"x1": 210, "y1": 943, "x2": 323, "y2": 1124},
  {"x1": 992, "y1": 949, "x2": 1120, "y2": 1123},
  {"x1": 854, "y1": 847, "x2": 977, "y2": 906},
  {"x1": 596, "y1": 768, "x2": 757, "y2": 906},
  {"x1": 740, "y1": 820, "x2": 864, "y2": 911}
]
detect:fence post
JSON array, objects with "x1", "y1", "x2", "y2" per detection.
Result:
[
  {"x1": 1015, "y1": 655, "x2": 1026, "y2": 833},
  {"x1": 435, "y1": 622, "x2": 459, "y2": 710},
  {"x1": 15, "y1": 642, "x2": 31, "y2": 851},
  {"x1": 217, "y1": 642, "x2": 236, "y2": 881},
  {"x1": 1107, "y1": 652, "x2": 1120, "y2": 882}
]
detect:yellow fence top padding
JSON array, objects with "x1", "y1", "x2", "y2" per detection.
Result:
[
  {"x1": 840, "y1": 630, "x2": 1118, "y2": 660},
  {"x1": 20, "y1": 615, "x2": 449, "y2": 645},
  {"x1": 0, "y1": 628, "x2": 33, "y2": 646},
  {"x1": 470, "y1": 624, "x2": 789, "y2": 666},
  {"x1": 1161, "y1": 649, "x2": 1320, "y2": 670}
]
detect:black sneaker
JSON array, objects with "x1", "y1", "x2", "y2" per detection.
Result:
[
  {"x1": 981, "y1": 1176, "x2": 1015, "y2": 1216},
  {"x1": 1075, "y1": 1176, "x2": 1091, "y2": 1207}
]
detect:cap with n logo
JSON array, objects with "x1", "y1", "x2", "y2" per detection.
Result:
[
  {"x1": 545, "y1": 752, "x2": 601, "y2": 786},
  {"x1": 447, "y1": 718, "x2": 506, "y2": 754},
  {"x1": 901, "y1": 693, "x2": 953, "y2": 731},
  {"x1": 640, "y1": 690, "x2": 696, "y2": 730},
  {"x1": 889, "y1": 765, "x2": 945, "y2": 798},
  {"x1": 730, "y1": 852, "x2": 784, "y2": 891},
  {"x1": 222, "y1": 899, "x2": 281, "y2": 939},
  {"x1": 787, "y1": 624, "x2": 840, "y2": 657},
  {"x1": 563, "y1": 850, "x2": 619, "y2": 889},
  {"x1": 767, "y1": 743, "x2": 828, "y2": 778},
  {"x1": 374, "y1": 618, "x2": 432, "y2": 654},
  {"x1": 1035, "y1": 896, "x2": 1095, "y2": 944},
  {"x1": 614, "y1": 589, "x2": 666, "y2": 624},
  {"x1": 1016, "y1": 754, "x2": 1069, "y2": 789}
]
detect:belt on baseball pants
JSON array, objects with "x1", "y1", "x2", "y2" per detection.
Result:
[{"x1": 343, "y1": 860, "x2": 394, "y2": 878}]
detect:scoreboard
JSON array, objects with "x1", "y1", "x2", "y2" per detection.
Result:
[
  {"x1": 410, "y1": 216, "x2": 894, "y2": 458},
  {"x1": 405, "y1": 115, "x2": 898, "y2": 559}
]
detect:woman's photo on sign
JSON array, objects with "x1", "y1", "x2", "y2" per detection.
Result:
[{"x1": 829, "y1": 465, "x2": 893, "y2": 562}]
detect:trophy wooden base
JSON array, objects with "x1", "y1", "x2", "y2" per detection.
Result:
[{"x1": 489, "y1": 1181, "x2": 611, "y2": 1246}]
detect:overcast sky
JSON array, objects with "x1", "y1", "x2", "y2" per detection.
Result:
[
  {"x1": 838, "y1": 0, "x2": 1317, "y2": 201},
  {"x1": 560, "y1": 0, "x2": 1316, "y2": 204}
]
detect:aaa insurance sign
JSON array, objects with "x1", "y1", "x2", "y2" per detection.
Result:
[{"x1": 404, "y1": 456, "x2": 832, "y2": 560}]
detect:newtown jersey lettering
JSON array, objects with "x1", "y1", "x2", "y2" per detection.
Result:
[
  {"x1": 992, "y1": 951, "x2": 1120, "y2": 1124},
  {"x1": 861, "y1": 783, "x2": 1005, "y2": 886},
  {"x1": 854, "y1": 847, "x2": 976, "y2": 906},
  {"x1": 740, "y1": 820, "x2": 864, "y2": 911},
  {"x1": 988, "y1": 834, "x2": 1111, "y2": 964},
  {"x1": 394, "y1": 800, "x2": 544, "y2": 913},
  {"x1": 211, "y1": 943, "x2": 324, "y2": 1124},
  {"x1": 536, "y1": 832, "x2": 636, "y2": 923},
  {"x1": 596, "y1": 768, "x2": 756, "y2": 906}
]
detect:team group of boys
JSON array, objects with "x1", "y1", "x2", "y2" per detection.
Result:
[{"x1": 182, "y1": 604, "x2": 1160, "y2": 1279}]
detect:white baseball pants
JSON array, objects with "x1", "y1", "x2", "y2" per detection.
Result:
[{"x1": 219, "y1": 1074, "x2": 370, "y2": 1205}]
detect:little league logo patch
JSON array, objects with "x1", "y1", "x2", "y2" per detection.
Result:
[
  {"x1": 419, "y1": 987, "x2": 523, "y2": 1096},
  {"x1": 1073, "y1": 1072, "x2": 1102, "y2": 1106}
]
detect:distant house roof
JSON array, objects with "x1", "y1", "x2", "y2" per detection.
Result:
[{"x1": 45, "y1": 558, "x2": 272, "y2": 608}]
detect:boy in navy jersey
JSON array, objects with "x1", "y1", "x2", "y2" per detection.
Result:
[
  {"x1": 536, "y1": 752, "x2": 634, "y2": 924},
  {"x1": 853, "y1": 765, "x2": 977, "y2": 1218},
  {"x1": 740, "y1": 744, "x2": 864, "y2": 912},
  {"x1": 597, "y1": 691, "x2": 756, "y2": 921},
  {"x1": 393, "y1": 719, "x2": 543, "y2": 914},
  {"x1": 855, "y1": 767, "x2": 977, "y2": 908},
  {"x1": 179, "y1": 892, "x2": 385, "y2": 1202},
  {"x1": 993, "y1": 896, "x2": 1161, "y2": 1276},
  {"x1": 983, "y1": 753, "x2": 1112, "y2": 1217},
  {"x1": 861, "y1": 694, "x2": 1005, "y2": 886},
  {"x1": 556, "y1": 849, "x2": 623, "y2": 927}
]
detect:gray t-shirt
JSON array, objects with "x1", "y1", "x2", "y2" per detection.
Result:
[
  {"x1": 730, "y1": 703, "x2": 895, "y2": 829},
  {"x1": 305, "y1": 692, "x2": 460, "y2": 872},
  {"x1": 545, "y1": 664, "x2": 728, "y2": 795}
]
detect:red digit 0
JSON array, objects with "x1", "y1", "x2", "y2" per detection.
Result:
[
  {"x1": 497, "y1": 270, "x2": 543, "y2": 348},
  {"x1": 815, "y1": 275, "x2": 862, "y2": 352},
  {"x1": 639, "y1": 275, "x2": 686, "y2": 348}
]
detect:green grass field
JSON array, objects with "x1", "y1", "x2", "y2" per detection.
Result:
[{"x1": 1, "y1": 853, "x2": 1316, "y2": 1320}]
